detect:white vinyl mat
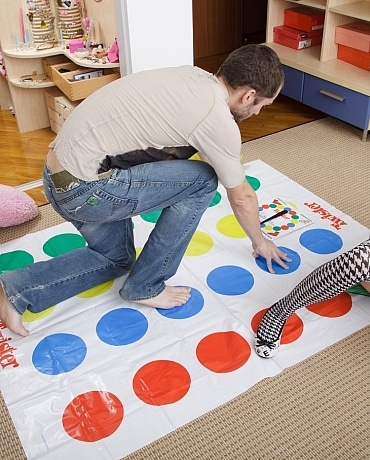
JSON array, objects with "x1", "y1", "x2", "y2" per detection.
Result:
[{"x1": 0, "y1": 160, "x2": 369, "y2": 459}]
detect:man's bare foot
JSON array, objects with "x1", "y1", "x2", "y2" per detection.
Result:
[
  {"x1": 134, "y1": 286, "x2": 191, "y2": 309},
  {"x1": 0, "y1": 285, "x2": 29, "y2": 336}
]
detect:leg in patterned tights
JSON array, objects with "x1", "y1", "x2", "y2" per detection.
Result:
[{"x1": 256, "y1": 240, "x2": 370, "y2": 354}]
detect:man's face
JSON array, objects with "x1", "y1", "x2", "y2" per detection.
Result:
[{"x1": 231, "y1": 88, "x2": 280, "y2": 123}]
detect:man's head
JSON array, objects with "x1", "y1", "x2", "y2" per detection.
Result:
[{"x1": 216, "y1": 44, "x2": 285, "y2": 122}]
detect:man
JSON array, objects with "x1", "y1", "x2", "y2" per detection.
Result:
[{"x1": 0, "y1": 44, "x2": 291, "y2": 337}]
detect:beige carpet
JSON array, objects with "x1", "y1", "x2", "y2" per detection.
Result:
[{"x1": 0, "y1": 117, "x2": 369, "y2": 460}]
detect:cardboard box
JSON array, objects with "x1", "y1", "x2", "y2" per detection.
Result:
[
  {"x1": 335, "y1": 22, "x2": 370, "y2": 53},
  {"x1": 284, "y1": 7, "x2": 325, "y2": 35},
  {"x1": 273, "y1": 25, "x2": 322, "y2": 50},
  {"x1": 337, "y1": 44, "x2": 370, "y2": 71},
  {"x1": 50, "y1": 62, "x2": 120, "y2": 101}
]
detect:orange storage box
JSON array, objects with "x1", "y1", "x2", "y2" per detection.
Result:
[
  {"x1": 335, "y1": 22, "x2": 370, "y2": 52},
  {"x1": 284, "y1": 7, "x2": 325, "y2": 35},
  {"x1": 273, "y1": 25, "x2": 322, "y2": 50},
  {"x1": 337, "y1": 44, "x2": 370, "y2": 71}
]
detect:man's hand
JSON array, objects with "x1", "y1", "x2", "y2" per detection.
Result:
[
  {"x1": 252, "y1": 239, "x2": 292, "y2": 273},
  {"x1": 226, "y1": 180, "x2": 292, "y2": 273}
]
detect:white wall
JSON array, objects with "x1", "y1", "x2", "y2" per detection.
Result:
[{"x1": 114, "y1": 0, "x2": 193, "y2": 75}]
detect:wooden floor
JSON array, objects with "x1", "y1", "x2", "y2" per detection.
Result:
[{"x1": 1, "y1": 53, "x2": 324, "y2": 207}]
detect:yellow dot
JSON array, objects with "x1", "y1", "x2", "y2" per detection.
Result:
[
  {"x1": 77, "y1": 280, "x2": 114, "y2": 298},
  {"x1": 216, "y1": 215, "x2": 246, "y2": 239},
  {"x1": 185, "y1": 231, "x2": 214, "y2": 256},
  {"x1": 285, "y1": 199, "x2": 299, "y2": 210},
  {"x1": 23, "y1": 306, "x2": 55, "y2": 322}
]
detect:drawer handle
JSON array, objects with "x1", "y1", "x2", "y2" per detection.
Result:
[{"x1": 319, "y1": 89, "x2": 345, "y2": 102}]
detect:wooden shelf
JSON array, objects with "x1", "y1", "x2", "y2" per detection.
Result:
[
  {"x1": 285, "y1": 0, "x2": 326, "y2": 11},
  {"x1": 266, "y1": 42, "x2": 370, "y2": 96},
  {"x1": 3, "y1": 46, "x2": 120, "y2": 69},
  {"x1": 329, "y1": 2, "x2": 370, "y2": 21},
  {"x1": 8, "y1": 77, "x2": 55, "y2": 89},
  {"x1": 267, "y1": 0, "x2": 370, "y2": 138}
]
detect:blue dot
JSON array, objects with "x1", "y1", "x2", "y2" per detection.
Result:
[
  {"x1": 96, "y1": 308, "x2": 148, "y2": 345},
  {"x1": 255, "y1": 246, "x2": 301, "y2": 274},
  {"x1": 207, "y1": 265, "x2": 254, "y2": 295},
  {"x1": 32, "y1": 333, "x2": 87, "y2": 375},
  {"x1": 299, "y1": 228, "x2": 343, "y2": 254},
  {"x1": 157, "y1": 288, "x2": 204, "y2": 319}
]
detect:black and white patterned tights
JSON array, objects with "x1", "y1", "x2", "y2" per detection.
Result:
[{"x1": 257, "y1": 240, "x2": 370, "y2": 342}]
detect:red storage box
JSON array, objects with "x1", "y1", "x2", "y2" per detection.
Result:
[
  {"x1": 284, "y1": 7, "x2": 325, "y2": 35},
  {"x1": 274, "y1": 25, "x2": 322, "y2": 50},
  {"x1": 337, "y1": 44, "x2": 370, "y2": 71},
  {"x1": 335, "y1": 22, "x2": 370, "y2": 52}
]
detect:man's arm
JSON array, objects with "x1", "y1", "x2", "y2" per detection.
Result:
[{"x1": 226, "y1": 180, "x2": 291, "y2": 273}]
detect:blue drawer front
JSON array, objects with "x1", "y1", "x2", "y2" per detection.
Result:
[
  {"x1": 303, "y1": 74, "x2": 370, "y2": 129},
  {"x1": 280, "y1": 65, "x2": 304, "y2": 101}
]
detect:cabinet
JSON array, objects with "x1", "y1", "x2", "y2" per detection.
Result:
[
  {"x1": 0, "y1": 44, "x2": 13, "y2": 110},
  {"x1": 266, "y1": 0, "x2": 370, "y2": 140},
  {"x1": 0, "y1": 0, "x2": 119, "y2": 133},
  {"x1": 192, "y1": 0, "x2": 243, "y2": 59}
]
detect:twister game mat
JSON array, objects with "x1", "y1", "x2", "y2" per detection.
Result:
[{"x1": 0, "y1": 160, "x2": 369, "y2": 459}]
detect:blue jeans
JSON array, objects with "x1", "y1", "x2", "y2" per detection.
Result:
[{"x1": 0, "y1": 160, "x2": 218, "y2": 315}]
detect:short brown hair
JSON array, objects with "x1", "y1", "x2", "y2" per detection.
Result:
[{"x1": 216, "y1": 44, "x2": 284, "y2": 98}]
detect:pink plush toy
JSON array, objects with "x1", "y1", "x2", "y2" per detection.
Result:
[{"x1": 0, "y1": 184, "x2": 39, "y2": 227}]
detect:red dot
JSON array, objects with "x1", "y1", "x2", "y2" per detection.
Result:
[
  {"x1": 62, "y1": 391, "x2": 123, "y2": 442},
  {"x1": 281, "y1": 225, "x2": 289, "y2": 230},
  {"x1": 262, "y1": 204, "x2": 269, "y2": 209},
  {"x1": 288, "y1": 210, "x2": 297, "y2": 215},
  {"x1": 251, "y1": 309, "x2": 304, "y2": 345},
  {"x1": 133, "y1": 360, "x2": 191, "y2": 405},
  {"x1": 196, "y1": 331, "x2": 251, "y2": 373},
  {"x1": 306, "y1": 292, "x2": 352, "y2": 317}
]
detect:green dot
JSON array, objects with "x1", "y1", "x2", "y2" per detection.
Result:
[
  {"x1": 246, "y1": 175, "x2": 261, "y2": 191},
  {"x1": 269, "y1": 204, "x2": 277, "y2": 208},
  {"x1": 43, "y1": 233, "x2": 86, "y2": 257},
  {"x1": 291, "y1": 214, "x2": 300, "y2": 220},
  {"x1": 209, "y1": 191, "x2": 221, "y2": 207},
  {"x1": 273, "y1": 226, "x2": 281, "y2": 231},
  {"x1": 141, "y1": 210, "x2": 162, "y2": 223},
  {"x1": 0, "y1": 250, "x2": 34, "y2": 273}
]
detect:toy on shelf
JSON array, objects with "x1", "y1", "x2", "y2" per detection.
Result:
[
  {"x1": 25, "y1": 0, "x2": 56, "y2": 46},
  {"x1": 56, "y1": 0, "x2": 83, "y2": 43}
]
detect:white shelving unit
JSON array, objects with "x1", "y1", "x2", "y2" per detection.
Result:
[
  {"x1": 266, "y1": 0, "x2": 370, "y2": 140},
  {"x1": 0, "y1": 0, "x2": 194, "y2": 133},
  {"x1": 0, "y1": 0, "x2": 118, "y2": 133}
]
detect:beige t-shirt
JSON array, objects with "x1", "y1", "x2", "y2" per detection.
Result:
[{"x1": 50, "y1": 65, "x2": 245, "y2": 189}]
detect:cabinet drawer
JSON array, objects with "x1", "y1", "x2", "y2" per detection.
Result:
[
  {"x1": 51, "y1": 63, "x2": 120, "y2": 101},
  {"x1": 303, "y1": 74, "x2": 370, "y2": 129},
  {"x1": 280, "y1": 65, "x2": 304, "y2": 101}
]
